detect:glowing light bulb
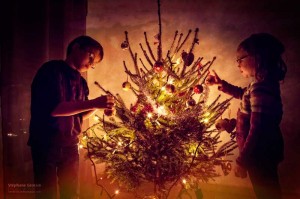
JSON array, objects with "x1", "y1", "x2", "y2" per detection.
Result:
[
  {"x1": 204, "y1": 112, "x2": 210, "y2": 117},
  {"x1": 117, "y1": 141, "x2": 123, "y2": 146},
  {"x1": 167, "y1": 77, "x2": 174, "y2": 84},
  {"x1": 203, "y1": 118, "x2": 209, "y2": 123},
  {"x1": 79, "y1": 144, "x2": 83, "y2": 149},
  {"x1": 115, "y1": 190, "x2": 120, "y2": 194},
  {"x1": 182, "y1": 179, "x2": 187, "y2": 184},
  {"x1": 157, "y1": 106, "x2": 167, "y2": 116},
  {"x1": 93, "y1": 115, "x2": 100, "y2": 121}
]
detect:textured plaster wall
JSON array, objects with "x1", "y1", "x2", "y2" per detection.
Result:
[{"x1": 85, "y1": 0, "x2": 300, "y2": 198}]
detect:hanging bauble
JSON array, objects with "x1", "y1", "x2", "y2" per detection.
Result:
[
  {"x1": 153, "y1": 61, "x2": 164, "y2": 73},
  {"x1": 225, "y1": 118, "x2": 236, "y2": 133},
  {"x1": 215, "y1": 118, "x2": 236, "y2": 133},
  {"x1": 186, "y1": 98, "x2": 196, "y2": 107},
  {"x1": 165, "y1": 84, "x2": 175, "y2": 93},
  {"x1": 181, "y1": 51, "x2": 194, "y2": 66},
  {"x1": 104, "y1": 109, "x2": 114, "y2": 117},
  {"x1": 121, "y1": 41, "x2": 129, "y2": 50},
  {"x1": 215, "y1": 118, "x2": 228, "y2": 131},
  {"x1": 221, "y1": 162, "x2": 232, "y2": 176},
  {"x1": 193, "y1": 84, "x2": 203, "y2": 94},
  {"x1": 122, "y1": 81, "x2": 131, "y2": 91}
]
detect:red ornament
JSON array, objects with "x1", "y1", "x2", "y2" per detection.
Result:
[
  {"x1": 198, "y1": 62, "x2": 203, "y2": 69},
  {"x1": 215, "y1": 118, "x2": 236, "y2": 133},
  {"x1": 193, "y1": 84, "x2": 203, "y2": 94},
  {"x1": 153, "y1": 61, "x2": 164, "y2": 73},
  {"x1": 165, "y1": 84, "x2": 175, "y2": 93}
]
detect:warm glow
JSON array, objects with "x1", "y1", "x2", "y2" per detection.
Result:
[
  {"x1": 157, "y1": 106, "x2": 167, "y2": 116},
  {"x1": 93, "y1": 115, "x2": 100, "y2": 121},
  {"x1": 182, "y1": 179, "x2": 187, "y2": 184},
  {"x1": 203, "y1": 118, "x2": 209, "y2": 123},
  {"x1": 175, "y1": 58, "x2": 181, "y2": 65},
  {"x1": 204, "y1": 112, "x2": 210, "y2": 117},
  {"x1": 115, "y1": 189, "x2": 120, "y2": 194},
  {"x1": 167, "y1": 77, "x2": 174, "y2": 84},
  {"x1": 147, "y1": 113, "x2": 153, "y2": 118}
]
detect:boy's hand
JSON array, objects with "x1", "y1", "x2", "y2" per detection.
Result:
[{"x1": 94, "y1": 95, "x2": 115, "y2": 109}]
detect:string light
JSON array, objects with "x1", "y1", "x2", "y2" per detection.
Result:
[
  {"x1": 7, "y1": 133, "x2": 17, "y2": 137},
  {"x1": 203, "y1": 118, "x2": 209, "y2": 123},
  {"x1": 147, "y1": 113, "x2": 153, "y2": 118},
  {"x1": 93, "y1": 115, "x2": 100, "y2": 121},
  {"x1": 175, "y1": 58, "x2": 181, "y2": 65},
  {"x1": 156, "y1": 106, "x2": 167, "y2": 115},
  {"x1": 204, "y1": 112, "x2": 210, "y2": 117}
]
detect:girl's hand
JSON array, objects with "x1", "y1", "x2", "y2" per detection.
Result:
[{"x1": 205, "y1": 70, "x2": 222, "y2": 86}]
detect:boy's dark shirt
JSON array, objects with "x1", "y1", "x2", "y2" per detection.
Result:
[{"x1": 28, "y1": 60, "x2": 89, "y2": 147}]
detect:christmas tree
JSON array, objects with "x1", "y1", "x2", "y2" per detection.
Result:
[{"x1": 81, "y1": 0, "x2": 237, "y2": 198}]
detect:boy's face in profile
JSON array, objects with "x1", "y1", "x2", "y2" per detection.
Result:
[{"x1": 73, "y1": 45, "x2": 102, "y2": 72}]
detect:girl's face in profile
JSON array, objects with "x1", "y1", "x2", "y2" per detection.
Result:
[{"x1": 236, "y1": 48, "x2": 256, "y2": 78}]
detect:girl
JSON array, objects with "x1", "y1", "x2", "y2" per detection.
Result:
[{"x1": 206, "y1": 33, "x2": 287, "y2": 199}]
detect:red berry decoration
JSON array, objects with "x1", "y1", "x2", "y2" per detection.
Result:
[
  {"x1": 193, "y1": 84, "x2": 203, "y2": 94},
  {"x1": 153, "y1": 61, "x2": 164, "y2": 73}
]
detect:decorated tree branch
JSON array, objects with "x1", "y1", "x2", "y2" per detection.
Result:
[{"x1": 81, "y1": 0, "x2": 237, "y2": 198}]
